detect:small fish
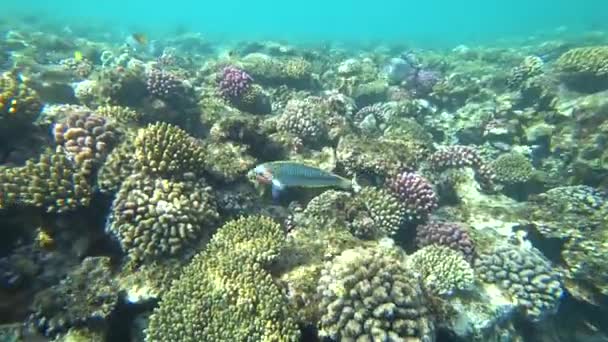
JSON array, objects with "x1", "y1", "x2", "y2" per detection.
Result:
[
  {"x1": 125, "y1": 33, "x2": 148, "y2": 51},
  {"x1": 248, "y1": 161, "x2": 359, "y2": 200},
  {"x1": 74, "y1": 50, "x2": 83, "y2": 61}
]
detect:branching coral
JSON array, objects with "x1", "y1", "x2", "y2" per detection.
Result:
[
  {"x1": 134, "y1": 122, "x2": 207, "y2": 178},
  {"x1": 408, "y1": 245, "x2": 474, "y2": 296},
  {"x1": 95, "y1": 104, "x2": 142, "y2": 125},
  {"x1": 145, "y1": 216, "x2": 300, "y2": 341},
  {"x1": 0, "y1": 149, "x2": 91, "y2": 212},
  {"x1": 317, "y1": 245, "x2": 435, "y2": 341},
  {"x1": 53, "y1": 111, "x2": 120, "y2": 174},
  {"x1": 474, "y1": 244, "x2": 563, "y2": 321},
  {"x1": 0, "y1": 71, "x2": 42, "y2": 130},
  {"x1": 202, "y1": 141, "x2": 256, "y2": 182},
  {"x1": 97, "y1": 138, "x2": 139, "y2": 193},
  {"x1": 348, "y1": 187, "x2": 406, "y2": 238},
  {"x1": 106, "y1": 173, "x2": 219, "y2": 262},
  {"x1": 428, "y1": 145, "x2": 496, "y2": 189},
  {"x1": 507, "y1": 56, "x2": 544, "y2": 89},
  {"x1": 276, "y1": 98, "x2": 328, "y2": 145},
  {"x1": 387, "y1": 171, "x2": 438, "y2": 223},
  {"x1": 555, "y1": 46, "x2": 608, "y2": 92},
  {"x1": 27, "y1": 257, "x2": 118, "y2": 337},
  {"x1": 416, "y1": 220, "x2": 476, "y2": 262}
]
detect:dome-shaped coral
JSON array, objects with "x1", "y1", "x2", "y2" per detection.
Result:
[
  {"x1": 416, "y1": 220, "x2": 476, "y2": 262},
  {"x1": 53, "y1": 110, "x2": 121, "y2": 175},
  {"x1": 474, "y1": 244, "x2": 563, "y2": 321},
  {"x1": 387, "y1": 171, "x2": 438, "y2": 223},
  {"x1": 145, "y1": 216, "x2": 299, "y2": 342},
  {"x1": 555, "y1": 46, "x2": 608, "y2": 92},
  {"x1": 276, "y1": 98, "x2": 328, "y2": 145},
  {"x1": 317, "y1": 245, "x2": 435, "y2": 341},
  {"x1": 349, "y1": 187, "x2": 406, "y2": 238},
  {"x1": 0, "y1": 149, "x2": 91, "y2": 213},
  {"x1": 408, "y1": 245, "x2": 474, "y2": 296},
  {"x1": 106, "y1": 173, "x2": 219, "y2": 262},
  {"x1": 490, "y1": 152, "x2": 534, "y2": 185},
  {"x1": 134, "y1": 122, "x2": 207, "y2": 178},
  {"x1": 428, "y1": 145, "x2": 495, "y2": 190}
]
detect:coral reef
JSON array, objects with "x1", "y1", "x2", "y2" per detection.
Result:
[
  {"x1": 0, "y1": 149, "x2": 91, "y2": 212},
  {"x1": 490, "y1": 152, "x2": 534, "y2": 185},
  {"x1": 0, "y1": 71, "x2": 42, "y2": 133},
  {"x1": 133, "y1": 122, "x2": 207, "y2": 178},
  {"x1": 95, "y1": 104, "x2": 142, "y2": 124},
  {"x1": 428, "y1": 145, "x2": 496, "y2": 190},
  {"x1": 106, "y1": 173, "x2": 219, "y2": 262},
  {"x1": 146, "y1": 68, "x2": 182, "y2": 100},
  {"x1": 145, "y1": 216, "x2": 299, "y2": 341},
  {"x1": 415, "y1": 220, "x2": 476, "y2": 262},
  {"x1": 27, "y1": 257, "x2": 118, "y2": 337},
  {"x1": 275, "y1": 98, "x2": 328, "y2": 145},
  {"x1": 506, "y1": 56, "x2": 544, "y2": 89},
  {"x1": 474, "y1": 244, "x2": 563, "y2": 321},
  {"x1": 217, "y1": 66, "x2": 254, "y2": 103},
  {"x1": 407, "y1": 245, "x2": 475, "y2": 296},
  {"x1": 317, "y1": 245, "x2": 435, "y2": 341},
  {"x1": 348, "y1": 186, "x2": 406, "y2": 238},
  {"x1": 53, "y1": 110, "x2": 120, "y2": 174},
  {"x1": 555, "y1": 46, "x2": 608, "y2": 92},
  {"x1": 387, "y1": 171, "x2": 438, "y2": 223}
]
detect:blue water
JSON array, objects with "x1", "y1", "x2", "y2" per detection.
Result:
[{"x1": 3, "y1": 0, "x2": 608, "y2": 46}]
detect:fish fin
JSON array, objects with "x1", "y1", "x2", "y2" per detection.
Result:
[
  {"x1": 351, "y1": 174, "x2": 361, "y2": 193},
  {"x1": 271, "y1": 179, "x2": 285, "y2": 201}
]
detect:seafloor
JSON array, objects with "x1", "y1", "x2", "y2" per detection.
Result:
[{"x1": 1, "y1": 17, "x2": 608, "y2": 342}]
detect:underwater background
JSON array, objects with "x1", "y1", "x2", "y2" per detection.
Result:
[{"x1": 3, "y1": 0, "x2": 608, "y2": 342}]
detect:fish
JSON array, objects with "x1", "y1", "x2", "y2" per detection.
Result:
[
  {"x1": 125, "y1": 33, "x2": 149, "y2": 51},
  {"x1": 248, "y1": 161, "x2": 359, "y2": 200},
  {"x1": 74, "y1": 50, "x2": 83, "y2": 61}
]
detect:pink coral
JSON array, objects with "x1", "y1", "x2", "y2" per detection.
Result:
[
  {"x1": 387, "y1": 171, "x2": 438, "y2": 222},
  {"x1": 416, "y1": 220, "x2": 476, "y2": 262},
  {"x1": 217, "y1": 66, "x2": 253, "y2": 102}
]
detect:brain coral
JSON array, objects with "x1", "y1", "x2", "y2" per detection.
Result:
[
  {"x1": 474, "y1": 244, "x2": 563, "y2": 321},
  {"x1": 317, "y1": 245, "x2": 435, "y2": 342},
  {"x1": 106, "y1": 173, "x2": 219, "y2": 262},
  {"x1": 407, "y1": 245, "x2": 474, "y2": 296},
  {"x1": 145, "y1": 216, "x2": 300, "y2": 342}
]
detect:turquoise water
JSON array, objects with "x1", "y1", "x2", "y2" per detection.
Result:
[{"x1": 3, "y1": 0, "x2": 608, "y2": 45}]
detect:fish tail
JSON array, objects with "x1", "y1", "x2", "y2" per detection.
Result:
[
  {"x1": 351, "y1": 174, "x2": 361, "y2": 193},
  {"x1": 337, "y1": 175, "x2": 360, "y2": 193}
]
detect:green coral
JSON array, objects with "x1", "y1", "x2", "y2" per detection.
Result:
[
  {"x1": 280, "y1": 57, "x2": 312, "y2": 82},
  {"x1": 348, "y1": 187, "x2": 406, "y2": 238},
  {"x1": 407, "y1": 245, "x2": 474, "y2": 296},
  {"x1": 97, "y1": 138, "x2": 139, "y2": 193},
  {"x1": 555, "y1": 46, "x2": 608, "y2": 92},
  {"x1": 106, "y1": 173, "x2": 219, "y2": 263},
  {"x1": 202, "y1": 141, "x2": 256, "y2": 182},
  {"x1": 0, "y1": 71, "x2": 42, "y2": 130},
  {"x1": 490, "y1": 152, "x2": 534, "y2": 185},
  {"x1": 561, "y1": 229, "x2": 608, "y2": 299},
  {"x1": 28, "y1": 257, "x2": 118, "y2": 337},
  {"x1": 0, "y1": 149, "x2": 91, "y2": 213},
  {"x1": 474, "y1": 244, "x2": 563, "y2": 321},
  {"x1": 317, "y1": 245, "x2": 435, "y2": 341},
  {"x1": 336, "y1": 135, "x2": 425, "y2": 182},
  {"x1": 145, "y1": 216, "x2": 300, "y2": 342},
  {"x1": 506, "y1": 56, "x2": 544, "y2": 89},
  {"x1": 95, "y1": 104, "x2": 142, "y2": 124},
  {"x1": 134, "y1": 122, "x2": 208, "y2": 178}
]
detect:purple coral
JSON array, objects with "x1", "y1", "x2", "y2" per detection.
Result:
[
  {"x1": 416, "y1": 220, "x2": 476, "y2": 262},
  {"x1": 407, "y1": 69, "x2": 441, "y2": 96},
  {"x1": 217, "y1": 66, "x2": 253, "y2": 103},
  {"x1": 428, "y1": 145, "x2": 495, "y2": 189},
  {"x1": 387, "y1": 171, "x2": 438, "y2": 222},
  {"x1": 146, "y1": 69, "x2": 181, "y2": 99}
]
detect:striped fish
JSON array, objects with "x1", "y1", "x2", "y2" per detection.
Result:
[{"x1": 248, "y1": 161, "x2": 358, "y2": 200}]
